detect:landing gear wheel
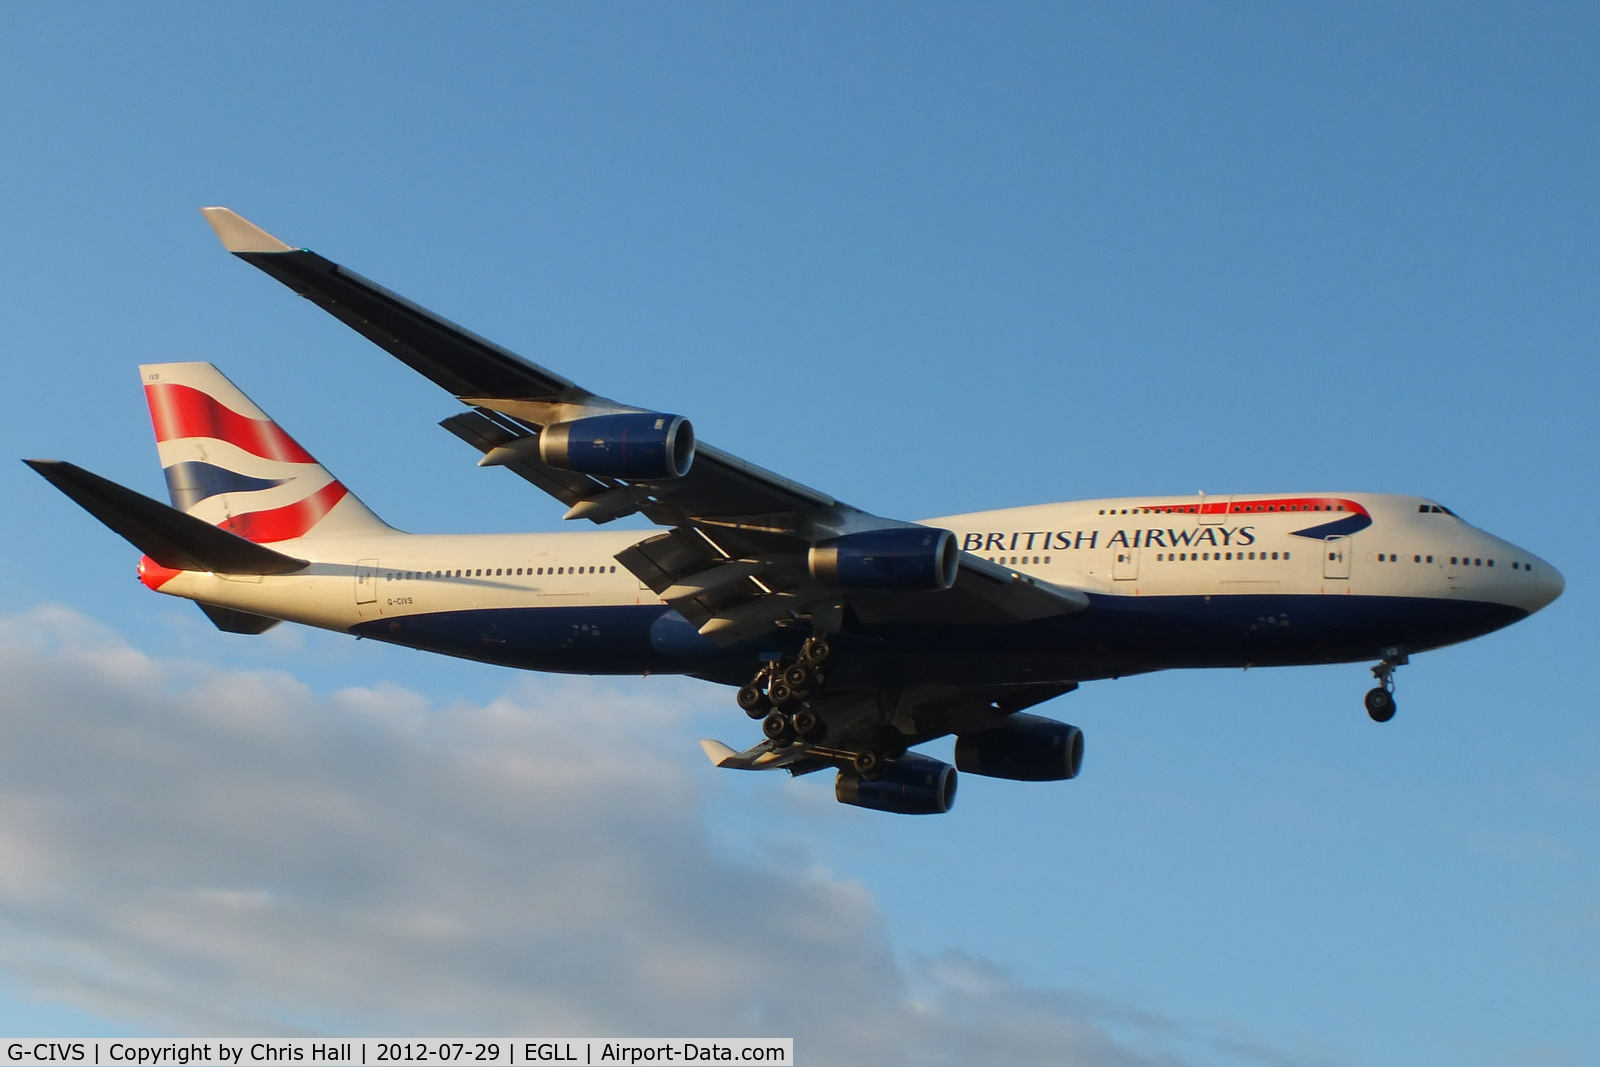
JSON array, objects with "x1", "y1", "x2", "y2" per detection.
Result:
[
  {"x1": 783, "y1": 664, "x2": 811, "y2": 689},
  {"x1": 762, "y1": 711, "x2": 795, "y2": 744},
  {"x1": 1364, "y1": 687, "x2": 1396, "y2": 723},
  {"x1": 793, "y1": 709, "x2": 827, "y2": 743},
  {"x1": 852, "y1": 749, "x2": 881, "y2": 777},
  {"x1": 1366, "y1": 646, "x2": 1406, "y2": 723},
  {"x1": 768, "y1": 680, "x2": 797, "y2": 710},
  {"x1": 804, "y1": 636, "x2": 832, "y2": 665},
  {"x1": 737, "y1": 684, "x2": 769, "y2": 718}
]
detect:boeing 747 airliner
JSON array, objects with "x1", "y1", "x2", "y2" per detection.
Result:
[{"x1": 26, "y1": 209, "x2": 1564, "y2": 814}]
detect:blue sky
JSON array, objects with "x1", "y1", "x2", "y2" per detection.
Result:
[{"x1": 0, "y1": 3, "x2": 1596, "y2": 1063}]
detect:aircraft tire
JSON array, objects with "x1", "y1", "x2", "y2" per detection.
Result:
[
  {"x1": 737, "y1": 684, "x2": 769, "y2": 718},
  {"x1": 794, "y1": 709, "x2": 826, "y2": 743},
  {"x1": 762, "y1": 711, "x2": 795, "y2": 743},
  {"x1": 852, "y1": 749, "x2": 880, "y2": 777},
  {"x1": 1364, "y1": 687, "x2": 1396, "y2": 723}
]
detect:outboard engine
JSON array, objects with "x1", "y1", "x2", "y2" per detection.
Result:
[
  {"x1": 954, "y1": 713, "x2": 1085, "y2": 781},
  {"x1": 809, "y1": 527, "x2": 959, "y2": 590},
  {"x1": 835, "y1": 753, "x2": 958, "y2": 815},
  {"x1": 540, "y1": 412, "x2": 695, "y2": 479}
]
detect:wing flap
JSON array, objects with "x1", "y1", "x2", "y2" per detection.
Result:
[{"x1": 438, "y1": 409, "x2": 607, "y2": 506}]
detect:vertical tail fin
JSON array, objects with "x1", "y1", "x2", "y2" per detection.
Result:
[{"x1": 140, "y1": 362, "x2": 390, "y2": 542}]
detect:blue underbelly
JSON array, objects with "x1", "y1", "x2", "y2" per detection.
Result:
[{"x1": 347, "y1": 593, "x2": 1527, "y2": 683}]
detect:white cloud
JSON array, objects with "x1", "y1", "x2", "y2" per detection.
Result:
[{"x1": 0, "y1": 606, "x2": 1328, "y2": 1065}]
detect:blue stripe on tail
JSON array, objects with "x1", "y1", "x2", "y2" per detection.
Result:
[{"x1": 162, "y1": 461, "x2": 288, "y2": 512}]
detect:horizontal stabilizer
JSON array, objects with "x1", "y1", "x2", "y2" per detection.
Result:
[
  {"x1": 25, "y1": 460, "x2": 308, "y2": 575},
  {"x1": 197, "y1": 602, "x2": 282, "y2": 634}
]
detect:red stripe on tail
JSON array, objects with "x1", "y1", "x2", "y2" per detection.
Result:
[
  {"x1": 145, "y1": 383, "x2": 318, "y2": 464},
  {"x1": 219, "y1": 480, "x2": 349, "y2": 543}
]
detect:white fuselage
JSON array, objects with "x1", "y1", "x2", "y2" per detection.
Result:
[{"x1": 144, "y1": 492, "x2": 1562, "y2": 648}]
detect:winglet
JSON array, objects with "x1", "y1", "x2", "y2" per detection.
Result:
[
  {"x1": 698, "y1": 739, "x2": 740, "y2": 767},
  {"x1": 201, "y1": 207, "x2": 294, "y2": 254}
]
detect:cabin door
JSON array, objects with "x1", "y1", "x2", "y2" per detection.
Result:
[
  {"x1": 1322, "y1": 538, "x2": 1351, "y2": 579},
  {"x1": 355, "y1": 558, "x2": 380, "y2": 604},
  {"x1": 1197, "y1": 492, "x2": 1231, "y2": 525}
]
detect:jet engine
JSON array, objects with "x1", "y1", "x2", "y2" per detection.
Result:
[
  {"x1": 835, "y1": 753, "x2": 958, "y2": 815},
  {"x1": 539, "y1": 413, "x2": 695, "y2": 479},
  {"x1": 954, "y1": 713, "x2": 1084, "y2": 781},
  {"x1": 809, "y1": 527, "x2": 959, "y2": 590}
]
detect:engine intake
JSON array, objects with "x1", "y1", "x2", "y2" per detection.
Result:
[
  {"x1": 954, "y1": 714, "x2": 1084, "y2": 781},
  {"x1": 809, "y1": 527, "x2": 959, "y2": 590},
  {"x1": 540, "y1": 413, "x2": 695, "y2": 480},
  {"x1": 835, "y1": 753, "x2": 958, "y2": 815}
]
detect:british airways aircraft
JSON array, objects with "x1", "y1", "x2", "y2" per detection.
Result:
[{"x1": 26, "y1": 208, "x2": 1564, "y2": 815}]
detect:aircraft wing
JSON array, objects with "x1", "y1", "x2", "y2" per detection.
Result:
[
  {"x1": 700, "y1": 681, "x2": 1079, "y2": 773},
  {"x1": 204, "y1": 208, "x2": 1088, "y2": 641}
]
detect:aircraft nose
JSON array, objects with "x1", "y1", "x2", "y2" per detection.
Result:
[{"x1": 1529, "y1": 558, "x2": 1565, "y2": 613}]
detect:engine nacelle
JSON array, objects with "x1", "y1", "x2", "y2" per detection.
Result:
[
  {"x1": 954, "y1": 714, "x2": 1084, "y2": 781},
  {"x1": 809, "y1": 527, "x2": 959, "y2": 591},
  {"x1": 835, "y1": 753, "x2": 958, "y2": 815},
  {"x1": 539, "y1": 413, "x2": 695, "y2": 480}
]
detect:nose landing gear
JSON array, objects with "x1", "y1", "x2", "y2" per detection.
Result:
[{"x1": 1364, "y1": 646, "x2": 1407, "y2": 722}]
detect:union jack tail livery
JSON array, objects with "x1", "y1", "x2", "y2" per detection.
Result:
[{"x1": 140, "y1": 362, "x2": 389, "y2": 543}]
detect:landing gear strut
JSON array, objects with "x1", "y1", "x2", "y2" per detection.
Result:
[
  {"x1": 1365, "y1": 646, "x2": 1407, "y2": 723},
  {"x1": 737, "y1": 632, "x2": 834, "y2": 744}
]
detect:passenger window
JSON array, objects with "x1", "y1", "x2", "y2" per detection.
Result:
[{"x1": 1425, "y1": 556, "x2": 1432, "y2": 564}]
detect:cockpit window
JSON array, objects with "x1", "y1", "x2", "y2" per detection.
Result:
[{"x1": 1418, "y1": 503, "x2": 1459, "y2": 517}]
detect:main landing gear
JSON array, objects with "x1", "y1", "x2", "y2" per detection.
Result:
[
  {"x1": 1364, "y1": 646, "x2": 1408, "y2": 723},
  {"x1": 736, "y1": 632, "x2": 833, "y2": 745}
]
